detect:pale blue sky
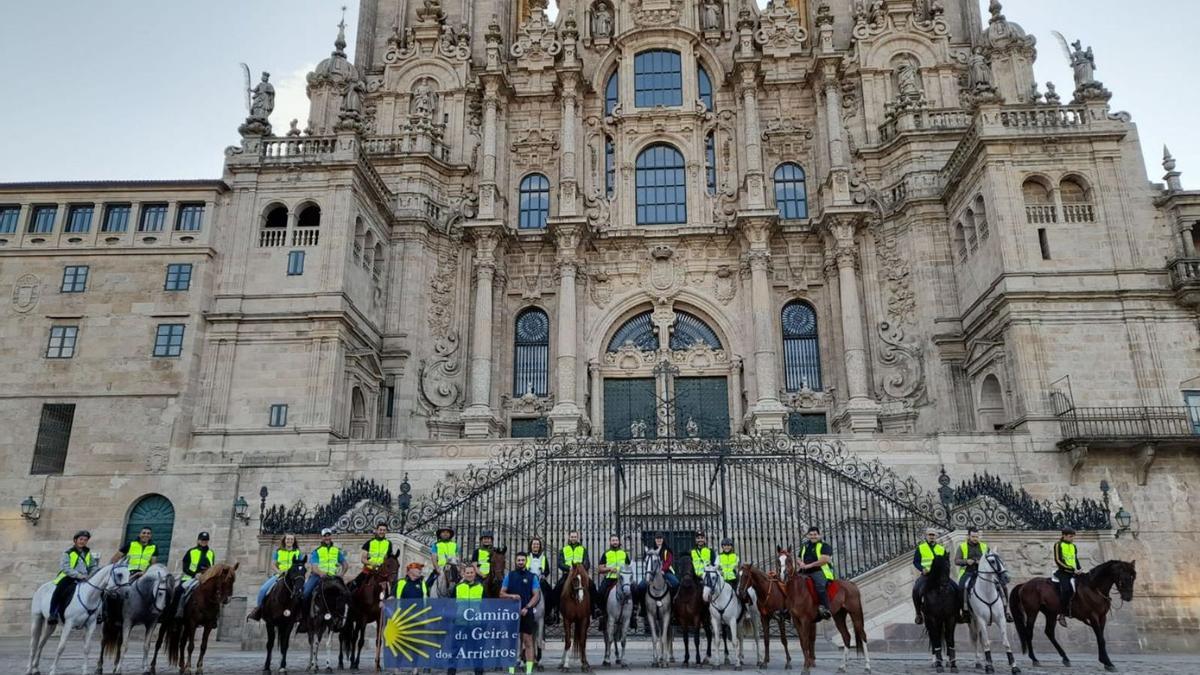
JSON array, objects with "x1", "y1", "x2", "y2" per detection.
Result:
[{"x1": 0, "y1": 1, "x2": 1194, "y2": 187}]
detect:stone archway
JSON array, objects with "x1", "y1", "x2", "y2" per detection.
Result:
[{"x1": 977, "y1": 373, "x2": 1006, "y2": 431}]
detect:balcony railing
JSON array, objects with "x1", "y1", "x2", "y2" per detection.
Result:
[
  {"x1": 259, "y1": 228, "x2": 287, "y2": 248},
  {"x1": 879, "y1": 107, "x2": 972, "y2": 142},
  {"x1": 1062, "y1": 203, "x2": 1095, "y2": 223},
  {"x1": 291, "y1": 227, "x2": 320, "y2": 247},
  {"x1": 998, "y1": 105, "x2": 1090, "y2": 129},
  {"x1": 1025, "y1": 204, "x2": 1057, "y2": 224},
  {"x1": 1169, "y1": 257, "x2": 1200, "y2": 285},
  {"x1": 1056, "y1": 405, "x2": 1200, "y2": 442}
]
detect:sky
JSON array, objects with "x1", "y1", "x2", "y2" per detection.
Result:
[{"x1": 0, "y1": 0, "x2": 1194, "y2": 187}]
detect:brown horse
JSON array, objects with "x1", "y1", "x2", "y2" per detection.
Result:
[
  {"x1": 673, "y1": 566, "x2": 713, "y2": 667},
  {"x1": 557, "y1": 563, "x2": 591, "y2": 672},
  {"x1": 260, "y1": 563, "x2": 306, "y2": 674},
  {"x1": 340, "y1": 555, "x2": 399, "y2": 671},
  {"x1": 483, "y1": 548, "x2": 508, "y2": 598},
  {"x1": 163, "y1": 563, "x2": 238, "y2": 674},
  {"x1": 737, "y1": 563, "x2": 793, "y2": 669},
  {"x1": 1009, "y1": 559, "x2": 1136, "y2": 672},
  {"x1": 778, "y1": 548, "x2": 869, "y2": 675}
]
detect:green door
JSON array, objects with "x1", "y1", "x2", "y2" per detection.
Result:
[
  {"x1": 604, "y1": 378, "x2": 657, "y2": 440},
  {"x1": 675, "y1": 377, "x2": 729, "y2": 439},
  {"x1": 124, "y1": 494, "x2": 175, "y2": 566}
]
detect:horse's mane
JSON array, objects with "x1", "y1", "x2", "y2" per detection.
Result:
[
  {"x1": 1084, "y1": 559, "x2": 1132, "y2": 584},
  {"x1": 198, "y1": 563, "x2": 235, "y2": 584}
]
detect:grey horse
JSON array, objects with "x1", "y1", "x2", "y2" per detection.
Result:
[
  {"x1": 603, "y1": 565, "x2": 634, "y2": 667},
  {"x1": 97, "y1": 564, "x2": 175, "y2": 675},
  {"x1": 643, "y1": 552, "x2": 674, "y2": 668}
]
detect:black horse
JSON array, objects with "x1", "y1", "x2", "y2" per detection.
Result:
[
  {"x1": 260, "y1": 563, "x2": 306, "y2": 674},
  {"x1": 922, "y1": 554, "x2": 960, "y2": 673}
]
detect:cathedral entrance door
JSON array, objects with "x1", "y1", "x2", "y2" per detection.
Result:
[
  {"x1": 674, "y1": 376, "x2": 729, "y2": 439},
  {"x1": 603, "y1": 377, "x2": 657, "y2": 440}
]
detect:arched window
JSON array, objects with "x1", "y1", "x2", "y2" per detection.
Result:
[
  {"x1": 606, "y1": 309, "x2": 721, "y2": 352},
  {"x1": 634, "y1": 50, "x2": 683, "y2": 108},
  {"x1": 704, "y1": 132, "x2": 717, "y2": 195},
  {"x1": 518, "y1": 173, "x2": 551, "y2": 229},
  {"x1": 264, "y1": 204, "x2": 288, "y2": 229},
  {"x1": 782, "y1": 301, "x2": 822, "y2": 391},
  {"x1": 1060, "y1": 176, "x2": 1094, "y2": 223},
  {"x1": 350, "y1": 387, "x2": 368, "y2": 439},
  {"x1": 605, "y1": 136, "x2": 615, "y2": 197},
  {"x1": 605, "y1": 71, "x2": 619, "y2": 116},
  {"x1": 977, "y1": 374, "x2": 1006, "y2": 431},
  {"x1": 297, "y1": 204, "x2": 321, "y2": 228},
  {"x1": 124, "y1": 494, "x2": 175, "y2": 565},
  {"x1": 1022, "y1": 177, "x2": 1055, "y2": 224},
  {"x1": 635, "y1": 144, "x2": 687, "y2": 225},
  {"x1": 607, "y1": 310, "x2": 658, "y2": 352},
  {"x1": 964, "y1": 208, "x2": 978, "y2": 251},
  {"x1": 513, "y1": 308, "x2": 550, "y2": 396},
  {"x1": 353, "y1": 217, "x2": 366, "y2": 259},
  {"x1": 953, "y1": 222, "x2": 967, "y2": 262},
  {"x1": 698, "y1": 64, "x2": 714, "y2": 111},
  {"x1": 669, "y1": 310, "x2": 722, "y2": 350},
  {"x1": 773, "y1": 163, "x2": 808, "y2": 220},
  {"x1": 973, "y1": 195, "x2": 989, "y2": 240}
]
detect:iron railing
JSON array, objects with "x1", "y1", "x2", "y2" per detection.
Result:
[{"x1": 1055, "y1": 405, "x2": 1200, "y2": 441}]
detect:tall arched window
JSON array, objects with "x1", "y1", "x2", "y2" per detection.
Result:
[
  {"x1": 704, "y1": 132, "x2": 717, "y2": 195},
  {"x1": 634, "y1": 50, "x2": 683, "y2": 107},
  {"x1": 605, "y1": 71, "x2": 619, "y2": 116},
  {"x1": 124, "y1": 494, "x2": 175, "y2": 565},
  {"x1": 518, "y1": 173, "x2": 550, "y2": 229},
  {"x1": 698, "y1": 64, "x2": 714, "y2": 111},
  {"x1": 773, "y1": 163, "x2": 808, "y2": 220},
  {"x1": 513, "y1": 308, "x2": 550, "y2": 396},
  {"x1": 605, "y1": 136, "x2": 615, "y2": 197},
  {"x1": 782, "y1": 301, "x2": 822, "y2": 391},
  {"x1": 606, "y1": 309, "x2": 721, "y2": 352},
  {"x1": 636, "y1": 144, "x2": 687, "y2": 225}
]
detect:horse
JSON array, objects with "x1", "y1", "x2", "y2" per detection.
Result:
[
  {"x1": 26, "y1": 561, "x2": 132, "y2": 675},
  {"x1": 737, "y1": 563, "x2": 793, "y2": 669},
  {"x1": 601, "y1": 565, "x2": 634, "y2": 667},
  {"x1": 164, "y1": 563, "x2": 238, "y2": 674},
  {"x1": 306, "y1": 575, "x2": 351, "y2": 673},
  {"x1": 672, "y1": 567, "x2": 712, "y2": 667},
  {"x1": 557, "y1": 563, "x2": 591, "y2": 672},
  {"x1": 97, "y1": 564, "x2": 174, "y2": 675},
  {"x1": 1009, "y1": 559, "x2": 1136, "y2": 672},
  {"x1": 431, "y1": 557, "x2": 461, "y2": 598},
  {"x1": 260, "y1": 563, "x2": 307, "y2": 675},
  {"x1": 777, "y1": 548, "x2": 870, "y2": 675},
  {"x1": 529, "y1": 572, "x2": 548, "y2": 669},
  {"x1": 920, "y1": 554, "x2": 960, "y2": 673},
  {"x1": 340, "y1": 555, "x2": 399, "y2": 671},
  {"x1": 642, "y1": 552, "x2": 674, "y2": 668},
  {"x1": 701, "y1": 567, "x2": 744, "y2": 669},
  {"x1": 965, "y1": 551, "x2": 1019, "y2": 675},
  {"x1": 482, "y1": 548, "x2": 508, "y2": 599}
]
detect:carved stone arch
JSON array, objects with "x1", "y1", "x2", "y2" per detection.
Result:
[
  {"x1": 589, "y1": 50, "x2": 623, "y2": 102},
  {"x1": 691, "y1": 39, "x2": 729, "y2": 91},
  {"x1": 385, "y1": 60, "x2": 465, "y2": 93},
  {"x1": 862, "y1": 34, "x2": 940, "y2": 71},
  {"x1": 261, "y1": 201, "x2": 289, "y2": 228},
  {"x1": 585, "y1": 289, "x2": 740, "y2": 363},
  {"x1": 625, "y1": 135, "x2": 692, "y2": 167},
  {"x1": 975, "y1": 371, "x2": 1007, "y2": 431}
]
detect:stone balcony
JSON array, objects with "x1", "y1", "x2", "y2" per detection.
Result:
[
  {"x1": 1168, "y1": 257, "x2": 1200, "y2": 307},
  {"x1": 878, "y1": 107, "x2": 972, "y2": 143},
  {"x1": 231, "y1": 129, "x2": 450, "y2": 168}
]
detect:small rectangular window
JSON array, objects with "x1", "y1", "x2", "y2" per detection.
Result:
[
  {"x1": 385, "y1": 386, "x2": 395, "y2": 418},
  {"x1": 65, "y1": 205, "x2": 94, "y2": 233},
  {"x1": 46, "y1": 326, "x2": 79, "y2": 359},
  {"x1": 175, "y1": 203, "x2": 205, "y2": 231},
  {"x1": 1185, "y1": 391, "x2": 1200, "y2": 435},
  {"x1": 138, "y1": 204, "x2": 168, "y2": 232},
  {"x1": 30, "y1": 403, "x2": 75, "y2": 475},
  {"x1": 61, "y1": 265, "x2": 89, "y2": 293},
  {"x1": 287, "y1": 250, "x2": 305, "y2": 276},
  {"x1": 164, "y1": 263, "x2": 193, "y2": 291},
  {"x1": 510, "y1": 417, "x2": 548, "y2": 439},
  {"x1": 0, "y1": 205, "x2": 22, "y2": 233},
  {"x1": 268, "y1": 404, "x2": 289, "y2": 428},
  {"x1": 153, "y1": 323, "x2": 186, "y2": 357},
  {"x1": 1038, "y1": 228, "x2": 1051, "y2": 260},
  {"x1": 102, "y1": 204, "x2": 131, "y2": 232},
  {"x1": 788, "y1": 413, "x2": 828, "y2": 437},
  {"x1": 28, "y1": 205, "x2": 57, "y2": 234}
]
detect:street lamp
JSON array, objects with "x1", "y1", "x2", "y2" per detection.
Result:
[
  {"x1": 397, "y1": 474, "x2": 412, "y2": 530},
  {"x1": 1114, "y1": 507, "x2": 1134, "y2": 538},
  {"x1": 233, "y1": 495, "x2": 250, "y2": 524},
  {"x1": 20, "y1": 496, "x2": 41, "y2": 525}
]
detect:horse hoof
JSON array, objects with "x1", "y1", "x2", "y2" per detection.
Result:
[
  {"x1": 936, "y1": 666, "x2": 944, "y2": 674},
  {"x1": 983, "y1": 667, "x2": 992, "y2": 674},
  {"x1": 951, "y1": 667, "x2": 959, "y2": 674},
  {"x1": 1104, "y1": 666, "x2": 1117, "y2": 673},
  {"x1": 1062, "y1": 659, "x2": 1071, "y2": 667},
  {"x1": 1028, "y1": 661, "x2": 1038, "y2": 668},
  {"x1": 1011, "y1": 669, "x2": 1020, "y2": 675}
]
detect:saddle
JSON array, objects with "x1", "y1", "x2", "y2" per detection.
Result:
[{"x1": 804, "y1": 577, "x2": 839, "y2": 608}]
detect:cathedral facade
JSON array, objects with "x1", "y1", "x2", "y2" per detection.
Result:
[{"x1": 1, "y1": 0, "x2": 1198, "y2": 646}]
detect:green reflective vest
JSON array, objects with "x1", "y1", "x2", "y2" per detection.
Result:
[
  {"x1": 718, "y1": 552, "x2": 739, "y2": 581},
  {"x1": 918, "y1": 542, "x2": 946, "y2": 572},
  {"x1": 475, "y1": 549, "x2": 491, "y2": 576},
  {"x1": 804, "y1": 542, "x2": 836, "y2": 580},
  {"x1": 126, "y1": 541, "x2": 156, "y2": 572},
  {"x1": 561, "y1": 544, "x2": 586, "y2": 566},
  {"x1": 54, "y1": 549, "x2": 93, "y2": 584},
  {"x1": 182, "y1": 548, "x2": 215, "y2": 583},
  {"x1": 314, "y1": 545, "x2": 342, "y2": 575},
  {"x1": 435, "y1": 540, "x2": 458, "y2": 566},
  {"x1": 1058, "y1": 541, "x2": 1078, "y2": 570},
  {"x1": 397, "y1": 578, "x2": 429, "y2": 598},
  {"x1": 691, "y1": 547, "x2": 714, "y2": 575},
  {"x1": 276, "y1": 548, "x2": 303, "y2": 574},
  {"x1": 603, "y1": 548, "x2": 628, "y2": 579},
  {"x1": 456, "y1": 581, "x2": 484, "y2": 600},
  {"x1": 367, "y1": 538, "x2": 391, "y2": 567},
  {"x1": 957, "y1": 541, "x2": 988, "y2": 580}
]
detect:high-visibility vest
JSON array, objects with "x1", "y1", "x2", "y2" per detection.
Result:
[
  {"x1": 126, "y1": 541, "x2": 156, "y2": 572},
  {"x1": 397, "y1": 578, "x2": 429, "y2": 598},
  {"x1": 54, "y1": 549, "x2": 93, "y2": 584},
  {"x1": 314, "y1": 545, "x2": 342, "y2": 575},
  {"x1": 561, "y1": 544, "x2": 586, "y2": 566},
  {"x1": 456, "y1": 581, "x2": 484, "y2": 600},
  {"x1": 717, "y1": 552, "x2": 739, "y2": 581},
  {"x1": 182, "y1": 548, "x2": 215, "y2": 582},
  {"x1": 435, "y1": 540, "x2": 458, "y2": 566},
  {"x1": 803, "y1": 542, "x2": 836, "y2": 580},
  {"x1": 476, "y1": 549, "x2": 491, "y2": 576},
  {"x1": 276, "y1": 548, "x2": 303, "y2": 573},
  {"x1": 528, "y1": 553, "x2": 547, "y2": 576},
  {"x1": 918, "y1": 542, "x2": 946, "y2": 572},
  {"x1": 1058, "y1": 542, "x2": 1078, "y2": 570},
  {"x1": 957, "y1": 542, "x2": 988, "y2": 579},
  {"x1": 603, "y1": 549, "x2": 628, "y2": 579},
  {"x1": 367, "y1": 538, "x2": 391, "y2": 566},
  {"x1": 691, "y1": 547, "x2": 713, "y2": 575}
]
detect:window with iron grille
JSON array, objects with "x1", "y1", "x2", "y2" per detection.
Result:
[
  {"x1": 773, "y1": 163, "x2": 809, "y2": 220},
  {"x1": 698, "y1": 64, "x2": 714, "y2": 111},
  {"x1": 66, "y1": 205, "x2": 93, "y2": 233},
  {"x1": 788, "y1": 412, "x2": 828, "y2": 437},
  {"x1": 518, "y1": 174, "x2": 550, "y2": 230},
  {"x1": 102, "y1": 204, "x2": 131, "y2": 232},
  {"x1": 28, "y1": 205, "x2": 57, "y2": 233},
  {"x1": 635, "y1": 144, "x2": 687, "y2": 225},
  {"x1": 61, "y1": 265, "x2": 89, "y2": 293},
  {"x1": 175, "y1": 203, "x2": 204, "y2": 231},
  {"x1": 164, "y1": 263, "x2": 192, "y2": 291},
  {"x1": 30, "y1": 403, "x2": 75, "y2": 475},
  {"x1": 269, "y1": 404, "x2": 288, "y2": 428},
  {"x1": 634, "y1": 50, "x2": 683, "y2": 108},
  {"x1": 46, "y1": 326, "x2": 79, "y2": 359},
  {"x1": 513, "y1": 308, "x2": 550, "y2": 396},
  {"x1": 287, "y1": 250, "x2": 305, "y2": 276},
  {"x1": 153, "y1": 324, "x2": 185, "y2": 357},
  {"x1": 782, "y1": 301, "x2": 822, "y2": 391},
  {"x1": 138, "y1": 204, "x2": 168, "y2": 232},
  {"x1": 510, "y1": 417, "x2": 547, "y2": 439},
  {"x1": 0, "y1": 205, "x2": 19, "y2": 234}
]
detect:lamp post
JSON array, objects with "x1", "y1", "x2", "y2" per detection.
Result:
[
  {"x1": 233, "y1": 495, "x2": 250, "y2": 525},
  {"x1": 20, "y1": 496, "x2": 41, "y2": 526},
  {"x1": 1114, "y1": 506, "x2": 1133, "y2": 538},
  {"x1": 397, "y1": 474, "x2": 412, "y2": 532}
]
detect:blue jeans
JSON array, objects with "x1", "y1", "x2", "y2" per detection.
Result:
[
  {"x1": 302, "y1": 574, "x2": 321, "y2": 602},
  {"x1": 257, "y1": 576, "x2": 278, "y2": 606}
]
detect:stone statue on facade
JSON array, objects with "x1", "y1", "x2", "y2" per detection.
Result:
[
  {"x1": 411, "y1": 81, "x2": 438, "y2": 122},
  {"x1": 631, "y1": 418, "x2": 647, "y2": 439},
  {"x1": 686, "y1": 417, "x2": 699, "y2": 438},
  {"x1": 1044, "y1": 81, "x2": 1061, "y2": 105},
  {"x1": 896, "y1": 61, "x2": 921, "y2": 100},
  {"x1": 342, "y1": 79, "x2": 365, "y2": 117},
  {"x1": 701, "y1": 0, "x2": 723, "y2": 31},
  {"x1": 968, "y1": 47, "x2": 993, "y2": 89},
  {"x1": 592, "y1": 2, "x2": 613, "y2": 38},
  {"x1": 1069, "y1": 40, "x2": 1096, "y2": 88},
  {"x1": 249, "y1": 72, "x2": 275, "y2": 120},
  {"x1": 286, "y1": 119, "x2": 302, "y2": 136}
]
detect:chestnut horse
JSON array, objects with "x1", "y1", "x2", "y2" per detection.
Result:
[
  {"x1": 737, "y1": 563, "x2": 793, "y2": 669},
  {"x1": 164, "y1": 563, "x2": 238, "y2": 674},
  {"x1": 1009, "y1": 559, "x2": 1136, "y2": 673},
  {"x1": 483, "y1": 548, "x2": 508, "y2": 598},
  {"x1": 778, "y1": 548, "x2": 869, "y2": 675},
  {"x1": 673, "y1": 567, "x2": 713, "y2": 667},
  {"x1": 558, "y1": 563, "x2": 592, "y2": 672},
  {"x1": 341, "y1": 555, "x2": 399, "y2": 671}
]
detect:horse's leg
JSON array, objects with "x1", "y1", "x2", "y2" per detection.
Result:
[
  {"x1": 996, "y1": 610, "x2": 1018, "y2": 675},
  {"x1": 81, "y1": 620, "x2": 102, "y2": 675},
  {"x1": 1091, "y1": 616, "x2": 1115, "y2": 671},
  {"x1": 578, "y1": 619, "x2": 590, "y2": 672},
  {"x1": 1041, "y1": 611, "x2": 1070, "y2": 666},
  {"x1": 264, "y1": 623, "x2": 276, "y2": 673},
  {"x1": 141, "y1": 625, "x2": 156, "y2": 675},
  {"x1": 198, "y1": 626, "x2": 213, "y2": 675},
  {"x1": 27, "y1": 614, "x2": 47, "y2": 675},
  {"x1": 150, "y1": 624, "x2": 166, "y2": 674},
  {"x1": 832, "y1": 611, "x2": 851, "y2": 674},
  {"x1": 48, "y1": 620, "x2": 74, "y2": 675}
]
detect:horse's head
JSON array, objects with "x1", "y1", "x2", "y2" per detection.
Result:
[
  {"x1": 142, "y1": 565, "x2": 172, "y2": 612},
  {"x1": 929, "y1": 552, "x2": 951, "y2": 583},
  {"x1": 284, "y1": 563, "x2": 307, "y2": 600},
  {"x1": 642, "y1": 550, "x2": 662, "y2": 579},
  {"x1": 378, "y1": 555, "x2": 401, "y2": 582},
  {"x1": 618, "y1": 565, "x2": 634, "y2": 592},
  {"x1": 983, "y1": 551, "x2": 1010, "y2": 584},
  {"x1": 1113, "y1": 560, "x2": 1137, "y2": 602},
  {"x1": 569, "y1": 563, "x2": 590, "y2": 602},
  {"x1": 777, "y1": 547, "x2": 794, "y2": 582},
  {"x1": 701, "y1": 565, "x2": 721, "y2": 602},
  {"x1": 208, "y1": 563, "x2": 239, "y2": 606},
  {"x1": 108, "y1": 561, "x2": 132, "y2": 590},
  {"x1": 736, "y1": 563, "x2": 755, "y2": 597}
]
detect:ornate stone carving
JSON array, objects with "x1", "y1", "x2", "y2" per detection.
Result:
[
  {"x1": 510, "y1": 128, "x2": 560, "y2": 170},
  {"x1": 963, "y1": 47, "x2": 1002, "y2": 106},
  {"x1": 12, "y1": 274, "x2": 40, "y2": 313},
  {"x1": 1057, "y1": 36, "x2": 1112, "y2": 102},
  {"x1": 145, "y1": 448, "x2": 168, "y2": 473},
  {"x1": 632, "y1": 0, "x2": 682, "y2": 27},
  {"x1": 427, "y1": 239, "x2": 460, "y2": 336},
  {"x1": 700, "y1": 0, "x2": 723, "y2": 32},
  {"x1": 671, "y1": 342, "x2": 730, "y2": 369},
  {"x1": 419, "y1": 332, "x2": 464, "y2": 410},
  {"x1": 590, "y1": 271, "x2": 613, "y2": 308},
  {"x1": 877, "y1": 321, "x2": 928, "y2": 406},
  {"x1": 501, "y1": 391, "x2": 555, "y2": 414},
  {"x1": 871, "y1": 226, "x2": 915, "y2": 325},
  {"x1": 591, "y1": 1, "x2": 614, "y2": 38},
  {"x1": 761, "y1": 112, "x2": 814, "y2": 160},
  {"x1": 713, "y1": 265, "x2": 736, "y2": 305},
  {"x1": 511, "y1": 0, "x2": 562, "y2": 71},
  {"x1": 485, "y1": 15, "x2": 504, "y2": 69},
  {"x1": 642, "y1": 245, "x2": 683, "y2": 299},
  {"x1": 755, "y1": 0, "x2": 808, "y2": 59},
  {"x1": 239, "y1": 71, "x2": 274, "y2": 136}
]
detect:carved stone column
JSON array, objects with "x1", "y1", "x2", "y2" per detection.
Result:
[
  {"x1": 742, "y1": 218, "x2": 788, "y2": 431},
  {"x1": 558, "y1": 74, "x2": 580, "y2": 217},
  {"x1": 589, "y1": 359, "x2": 602, "y2": 438},
  {"x1": 730, "y1": 356, "x2": 745, "y2": 435},
  {"x1": 736, "y1": 66, "x2": 766, "y2": 209},
  {"x1": 549, "y1": 221, "x2": 584, "y2": 435},
  {"x1": 827, "y1": 217, "x2": 879, "y2": 433},
  {"x1": 462, "y1": 225, "x2": 503, "y2": 437},
  {"x1": 820, "y1": 61, "x2": 853, "y2": 205},
  {"x1": 477, "y1": 79, "x2": 501, "y2": 220}
]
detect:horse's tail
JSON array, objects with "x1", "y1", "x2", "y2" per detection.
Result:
[
  {"x1": 100, "y1": 593, "x2": 124, "y2": 659},
  {"x1": 164, "y1": 617, "x2": 183, "y2": 667},
  {"x1": 1009, "y1": 583, "x2": 1030, "y2": 655}
]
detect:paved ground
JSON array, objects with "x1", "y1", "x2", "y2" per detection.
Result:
[{"x1": 10, "y1": 637, "x2": 1198, "y2": 675}]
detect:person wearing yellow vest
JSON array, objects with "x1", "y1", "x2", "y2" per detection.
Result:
[
  {"x1": 471, "y1": 531, "x2": 496, "y2": 577},
  {"x1": 112, "y1": 527, "x2": 157, "y2": 577},
  {"x1": 954, "y1": 528, "x2": 1010, "y2": 623},
  {"x1": 555, "y1": 530, "x2": 591, "y2": 605},
  {"x1": 176, "y1": 531, "x2": 217, "y2": 618},
  {"x1": 448, "y1": 565, "x2": 486, "y2": 675},
  {"x1": 717, "y1": 538, "x2": 739, "y2": 583},
  {"x1": 430, "y1": 526, "x2": 459, "y2": 567},
  {"x1": 49, "y1": 531, "x2": 98, "y2": 624},
  {"x1": 689, "y1": 531, "x2": 714, "y2": 577},
  {"x1": 596, "y1": 534, "x2": 629, "y2": 623},
  {"x1": 1054, "y1": 527, "x2": 1082, "y2": 627},
  {"x1": 912, "y1": 527, "x2": 951, "y2": 625},
  {"x1": 396, "y1": 562, "x2": 431, "y2": 600},
  {"x1": 248, "y1": 533, "x2": 305, "y2": 621},
  {"x1": 799, "y1": 527, "x2": 835, "y2": 619},
  {"x1": 303, "y1": 528, "x2": 347, "y2": 605},
  {"x1": 350, "y1": 522, "x2": 395, "y2": 592}
]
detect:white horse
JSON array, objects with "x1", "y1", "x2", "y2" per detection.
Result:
[
  {"x1": 602, "y1": 565, "x2": 634, "y2": 667},
  {"x1": 97, "y1": 564, "x2": 174, "y2": 675},
  {"x1": 736, "y1": 583, "x2": 762, "y2": 669},
  {"x1": 430, "y1": 558, "x2": 461, "y2": 598},
  {"x1": 701, "y1": 566, "x2": 743, "y2": 669},
  {"x1": 642, "y1": 552, "x2": 673, "y2": 667},
  {"x1": 967, "y1": 552, "x2": 1020, "y2": 675},
  {"x1": 529, "y1": 576, "x2": 547, "y2": 668},
  {"x1": 26, "y1": 561, "x2": 131, "y2": 675}
]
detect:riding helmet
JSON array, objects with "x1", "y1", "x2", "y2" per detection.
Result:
[
  {"x1": 437, "y1": 526, "x2": 455, "y2": 538},
  {"x1": 721, "y1": 537, "x2": 733, "y2": 546},
  {"x1": 198, "y1": 531, "x2": 211, "y2": 540},
  {"x1": 73, "y1": 530, "x2": 91, "y2": 540},
  {"x1": 480, "y1": 530, "x2": 495, "y2": 539}
]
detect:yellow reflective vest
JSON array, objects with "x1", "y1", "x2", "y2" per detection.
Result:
[
  {"x1": 314, "y1": 545, "x2": 342, "y2": 575},
  {"x1": 718, "y1": 552, "x2": 739, "y2": 581},
  {"x1": 434, "y1": 540, "x2": 458, "y2": 566},
  {"x1": 397, "y1": 578, "x2": 429, "y2": 598},
  {"x1": 126, "y1": 541, "x2": 156, "y2": 572},
  {"x1": 803, "y1": 542, "x2": 836, "y2": 580},
  {"x1": 918, "y1": 542, "x2": 946, "y2": 572},
  {"x1": 276, "y1": 548, "x2": 303, "y2": 574},
  {"x1": 182, "y1": 548, "x2": 215, "y2": 583},
  {"x1": 456, "y1": 581, "x2": 484, "y2": 600},
  {"x1": 957, "y1": 541, "x2": 988, "y2": 580},
  {"x1": 603, "y1": 548, "x2": 628, "y2": 579},
  {"x1": 1058, "y1": 541, "x2": 1078, "y2": 571},
  {"x1": 691, "y1": 547, "x2": 714, "y2": 575},
  {"x1": 366, "y1": 538, "x2": 391, "y2": 566},
  {"x1": 475, "y1": 549, "x2": 492, "y2": 576},
  {"x1": 561, "y1": 544, "x2": 586, "y2": 566},
  {"x1": 54, "y1": 549, "x2": 93, "y2": 584}
]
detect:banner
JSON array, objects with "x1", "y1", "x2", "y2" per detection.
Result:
[{"x1": 381, "y1": 598, "x2": 521, "y2": 670}]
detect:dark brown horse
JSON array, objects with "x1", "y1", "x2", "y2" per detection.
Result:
[
  {"x1": 673, "y1": 566, "x2": 713, "y2": 667},
  {"x1": 557, "y1": 563, "x2": 591, "y2": 672},
  {"x1": 340, "y1": 555, "x2": 399, "y2": 671},
  {"x1": 260, "y1": 563, "x2": 306, "y2": 674},
  {"x1": 778, "y1": 548, "x2": 869, "y2": 675},
  {"x1": 920, "y1": 553, "x2": 960, "y2": 673},
  {"x1": 1009, "y1": 559, "x2": 1136, "y2": 672},
  {"x1": 737, "y1": 563, "x2": 793, "y2": 669},
  {"x1": 164, "y1": 563, "x2": 238, "y2": 674},
  {"x1": 482, "y1": 547, "x2": 508, "y2": 598}
]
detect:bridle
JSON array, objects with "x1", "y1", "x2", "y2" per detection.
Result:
[
  {"x1": 75, "y1": 564, "x2": 132, "y2": 618},
  {"x1": 704, "y1": 569, "x2": 736, "y2": 615}
]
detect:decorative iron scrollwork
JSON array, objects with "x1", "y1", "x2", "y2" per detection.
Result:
[
  {"x1": 261, "y1": 477, "x2": 394, "y2": 535},
  {"x1": 939, "y1": 468, "x2": 1111, "y2": 531}
]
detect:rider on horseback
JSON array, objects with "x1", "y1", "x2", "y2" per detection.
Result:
[
  {"x1": 501, "y1": 551, "x2": 542, "y2": 675},
  {"x1": 472, "y1": 530, "x2": 496, "y2": 577},
  {"x1": 175, "y1": 531, "x2": 216, "y2": 618},
  {"x1": 49, "y1": 530, "x2": 97, "y2": 625},
  {"x1": 430, "y1": 526, "x2": 458, "y2": 584},
  {"x1": 248, "y1": 533, "x2": 304, "y2": 621},
  {"x1": 556, "y1": 530, "x2": 590, "y2": 606},
  {"x1": 1054, "y1": 527, "x2": 1081, "y2": 628},
  {"x1": 350, "y1": 521, "x2": 394, "y2": 592},
  {"x1": 912, "y1": 527, "x2": 952, "y2": 625},
  {"x1": 302, "y1": 528, "x2": 347, "y2": 615},
  {"x1": 597, "y1": 534, "x2": 629, "y2": 623},
  {"x1": 718, "y1": 538, "x2": 740, "y2": 585},
  {"x1": 527, "y1": 537, "x2": 549, "y2": 577},
  {"x1": 798, "y1": 526, "x2": 834, "y2": 619},
  {"x1": 112, "y1": 526, "x2": 157, "y2": 577},
  {"x1": 690, "y1": 531, "x2": 714, "y2": 576},
  {"x1": 955, "y1": 527, "x2": 1011, "y2": 624}
]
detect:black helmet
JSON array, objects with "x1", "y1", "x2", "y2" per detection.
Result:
[
  {"x1": 654, "y1": 531, "x2": 667, "y2": 539},
  {"x1": 1061, "y1": 527, "x2": 1076, "y2": 535},
  {"x1": 197, "y1": 531, "x2": 211, "y2": 541},
  {"x1": 721, "y1": 537, "x2": 733, "y2": 546},
  {"x1": 73, "y1": 530, "x2": 91, "y2": 540},
  {"x1": 695, "y1": 530, "x2": 706, "y2": 538},
  {"x1": 437, "y1": 526, "x2": 455, "y2": 538},
  {"x1": 480, "y1": 530, "x2": 495, "y2": 539}
]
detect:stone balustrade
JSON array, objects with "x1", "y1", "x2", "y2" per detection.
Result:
[
  {"x1": 291, "y1": 227, "x2": 320, "y2": 247},
  {"x1": 258, "y1": 228, "x2": 287, "y2": 248},
  {"x1": 998, "y1": 104, "x2": 1090, "y2": 129},
  {"x1": 1063, "y1": 202, "x2": 1096, "y2": 223},
  {"x1": 1025, "y1": 204, "x2": 1058, "y2": 224},
  {"x1": 879, "y1": 107, "x2": 972, "y2": 142}
]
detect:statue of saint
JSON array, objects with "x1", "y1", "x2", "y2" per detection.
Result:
[
  {"x1": 896, "y1": 61, "x2": 921, "y2": 99},
  {"x1": 592, "y1": 2, "x2": 613, "y2": 38},
  {"x1": 249, "y1": 72, "x2": 275, "y2": 120},
  {"x1": 342, "y1": 79, "x2": 365, "y2": 117},
  {"x1": 701, "y1": 0, "x2": 722, "y2": 31},
  {"x1": 411, "y1": 81, "x2": 437, "y2": 121},
  {"x1": 1070, "y1": 40, "x2": 1096, "y2": 88},
  {"x1": 968, "y1": 47, "x2": 993, "y2": 90}
]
